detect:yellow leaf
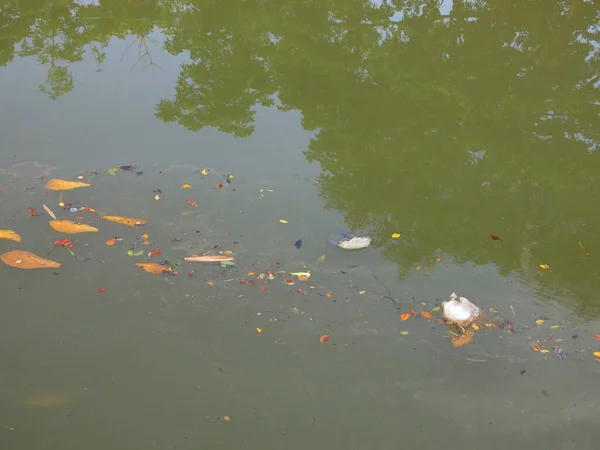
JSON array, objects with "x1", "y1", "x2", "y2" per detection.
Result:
[
  {"x1": 485, "y1": 323, "x2": 496, "y2": 328},
  {"x1": 436, "y1": 257, "x2": 443, "y2": 263},
  {"x1": 279, "y1": 219, "x2": 288, "y2": 224},
  {"x1": 0, "y1": 229, "x2": 22, "y2": 242},
  {"x1": 391, "y1": 233, "x2": 401, "y2": 239},
  {"x1": 256, "y1": 328, "x2": 263, "y2": 334},
  {"x1": 400, "y1": 331, "x2": 408, "y2": 336},
  {"x1": 247, "y1": 272, "x2": 255, "y2": 276},
  {"x1": 141, "y1": 234, "x2": 149, "y2": 239},
  {"x1": 181, "y1": 184, "x2": 192, "y2": 189},
  {"x1": 536, "y1": 319, "x2": 545, "y2": 325},
  {"x1": 224, "y1": 250, "x2": 233, "y2": 255},
  {"x1": 593, "y1": 352, "x2": 600, "y2": 357},
  {"x1": 49, "y1": 220, "x2": 99, "y2": 234},
  {"x1": 0, "y1": 250, "x2": 61, "y2": 269},
  {"x1": 539, "y1": 264, "x2": 550, "y2": 269},
  {"x1": 539, "y1": 349, "x2": 550, "y2": 353},
  {"x1": 201, "y1": 169, "x2": 208, "y2": 176},
  {"x1": 431, "y1": 306, "x2": 441, "y2": 312},
  {"x1": 44, "y1": 179, "x2": 91, "y2": 191},
  {"x1": 472, "y1": 324, "x2": 480, "y2": 330}
]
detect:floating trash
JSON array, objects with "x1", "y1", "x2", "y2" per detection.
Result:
[
  {"x1": 442, "y1": 292, "x2": 481, "y2": 334},
  {"x1": 329, "y1": 231, "x2": 371, "y2": 250}
]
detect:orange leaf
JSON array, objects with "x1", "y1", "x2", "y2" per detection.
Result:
[
  {"x1": 326, "y1": 293, "x2": 332, "y2": 298},
  {"x1": 135, "y1": 263, "x2": 176, "y2": 275},
  {"x1": 319, "y1": 334, "x2": 330, "y2": 343},
  {"x1": 102, "y1": 216, "x2": 147, "y2": 227},
  {"x1": 485, "y1": 322, "x2": 496, "y2": 328},
  {"x1": 256, "y1": 328, "x2": 263, "y2": 334},
  {"x1": 247, "y1": 272, "x2": 255, "y2": 276},
  {"x1": 0, "y1": 229, "x2": 21, "y2": 242},
  {"x1": 141, "y1": 234, "x2": 149, "y2": 239},
  {"x1": 0, "y1": 250, "x2": 61, "y2": 269},
  {"x1": 186, "y1": 199, "x2": 197, "y2": 207},
  {"x1": 49, "y1": 220, "x2": 99, "y2": 234},
  {"x1": 409, "y1": 309, "x2": 418, "y2": 316},
  {"x1": 106, "y1": 237, "x2": 116, "y2": 246},
  {"x1": 421, "y1": 311, "x2": 432, "y2": 319},
  {"x1": 450, "y1": 327, "x2": 475, "y2": 347},
  {"x1": 400, "y1": 313, "x2": 410, "y2": 321},
  {"x1": 141, "y1": 240, "x2": 153, "y2": 245},
  {"x1": 436, "y1": 257, "x2": 443, "y2": 262},
  {"x1": 593, "y1": 334, "x2": 600, "y2": 340},
  {"x1": 531, "y1": 344, "x2": 541, "y2": 352},
  {"x1": 44, "y1": 179, "x2": 91, "y2": 191},
  {"x1": 181, "y1": 184, "x2": 192, "y2": 189}
]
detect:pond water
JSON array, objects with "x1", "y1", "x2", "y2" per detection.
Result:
[{"x1": 1, "y1": 1, "x2": 600, "y2": 449}]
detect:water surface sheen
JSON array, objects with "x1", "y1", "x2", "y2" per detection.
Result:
[{"x1": 1, "y1": 1, "x2": 600, "y2": 449}]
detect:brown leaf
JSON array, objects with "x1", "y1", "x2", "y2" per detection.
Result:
[
  {"x1": 49, "y1": 220, "x2": 99, "y2": 234},
  {"x1": 0, "y1": 250, "x2": 61, "y2": 269},
  {"x1": 0, "y1": 229, "x2": 22, "y2": 242},
  {"x1": 44, "y1": 179, "x2": 91, "y2": 191},
  {"x1": 135, "y1": 263, "x2": 175, "y2": 275}
]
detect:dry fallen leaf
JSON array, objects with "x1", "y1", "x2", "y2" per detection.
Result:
[
  {"x1": 102, "y1": 216, "x2": 147, "y2": 227},
  {"x1": 593, "y1": 352, "x2": 600, "y2": 358},
  {"x1": 319, "y1": 334, "x2": 330, "y2": 343},
  {"x1": 49, "y1": 220, "x2": 99, "y2": 234},
  {"x1": 536, "y1": 319, "x2": 545, "y2": 325},
  {"x1": 279, "y1": 219, "x2": 288, "y2": 224},
  {"x1": 472, "y1": 324, "x2": 480, "y2": 330},
  {"x1": 539, "y1": 349, "x2": 550, "y2": 353},
  {"x1": 400, "y1": 313, "x2": 410, "y2": 321},
  {"x1": 45, "y1": 179, "x2": 91, "y2": 190},
  {"x1": 391, "y1": 233, "x2": 401, "y2": 239},
  {"x1": 0, "y1": 229, "x2": 22, "y2": 242},
  {"x1": 181, "y1": 184, "x2": 192, "y2": 189},
  {"x1": 256, "y1": 328, "x2": 263, "y2": 334},
  {"x1": 400, "y1": 331, "x2": 409, "y2": 336},
  {"x1": 135, "y1": 263, "x2": 175, "y2": 275},
  {"x1": 106, "y1": 237, "x2": 117, "y2": 246},
  {"x1": 485, "y1": 322, "x2": 496, "y2": 328},
  {"x1": 593, "y1": 334, "x2": 600, "y2": 341},
  {"x1": 421, "y1": 311, "x2": 432, "y2": 319},
  {"x1": 451, "y1": 327, "x2": 475, "y2": 347},
  {"x1": 431, "y1": 306, "x2": 441, "y2": 312},
  {"x1": 0, "y1": 250, "x2": 61, "y2": 269},
  {"x1": 223, "y1": 416, "x2": 230, "y2": 422},
  {"x1": 436, "y1": 257, "x2": 443, "y2": 263},
  {"x1": 539, "y1": 264, "x2": 550, "y2": 269},
  {"x1": 201, "y1": 168, "x2": 208, "y2": 176}
]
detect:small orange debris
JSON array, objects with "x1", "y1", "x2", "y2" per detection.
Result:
[
  {"x1": 409, "y1": 309, "x2": 418, "y2": 316},
  {"x1": 593, "y1": 334, "x2": 600, "y2": 340},
  {"x1": 186, "y1": 199, "x2": 197, "y2": 207},
  {"x1": 436, "y1": 257, "x2": 443, "y2": 262},
  {"x1": 420, "y1": 311, "x2": 432, "y2": 319},
  {"x1": 106, "y1": 237, "x2": 117, "y2": 246},
  {"x1": 485, "y1": 322, "x2": 496, "y2": 328},
  {"x1": 247, "y1": 272, "x2": 255, "y2": 277},
  {"x1": 326, "y1": 293, "x2": 332, "y2": 298},
  {"x1": 319, "y1": 334, "x2": 330, "y2": 343},
  {"x1": 400, "y1": 313, "x2": 410, "y2": 321}
]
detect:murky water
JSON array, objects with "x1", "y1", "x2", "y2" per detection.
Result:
[{"x1": 1, "y1": 1, "x2": 600, "y2": 449}]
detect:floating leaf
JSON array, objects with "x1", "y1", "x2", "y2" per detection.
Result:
[
  {"x1": 549, "y1": 325, "x2": 561, "y2": 329},
  {"x1": 490, "y1": 235, "x2": 501, "y2": 241},
  {"x1": 45, "y1": 179, "x2": 91, "y2": 191},
  {"x1": 106, "y1": 237, "x2": 117, "y2": 246},
  {"x1": 256, "y1": 328, "x2": 263, "y2": 334},
  {"x1": 409, "y1": 309, "x2": 418, "y2": 316},
  {"x1": 488, "y1": 307, "x2": 498, "y2": 314},
  {"x1": 107, "y1": 168, "x2": 119, "y2": 176},
  {"x1": 102, "y1": 216, "x2": 147, "y2": 227},
  {"x1": 319, "y1": 334, "x2": 330, "y2": 343},
  {"x1": 186, "y1": 199, "x2": 197, "y2": 207},
  {"x1": 539, "y1": 349, "x2": 550, "y2": 354},
  {"x1": 0, "y1": 250, "x2": 61, "y2": 269},
  {"x1": 431, "y1": 306, "x2": 441, "y2": 312},
  {"x1": 49, "y1": 220, "x2": 99, "y2": 234},
  {"x1": 532, "y1": 344, "x2": 541, "y2": 352},
  {"x1": 400, "y1": 331, "x2": 409, "y2": 336},
  {"x1": 593, "y1": 335, "x2": 600, "y2": 340},
  {"x1": 290, "y1": 271, "x2": 311, "y2": 279},
  {"x1": 472, "y1": 324, "x2": 480, "y2": 330},
  {"x1": 201, "y1": 168, "x2": 208, "y2": 176},
  {"x1": 181, "y1": 184, "x2": 192, "y2": 189},
  {"x1": 400, "y1": 313, "x2": 410, "y2": 321},
  {"x1": 436, "y1": 257, "x2": 443, "y2": 262},
  {"x1": 539, "y1": 264, "x2": 550, "y2": 269},
  {"x1": 391, "y1": 233, "x2": 401, "y2": 239},
  {"x1": 593, "y1": 352, "x2": 600, "y2": 358},
  {"x1": 450, "y1": 327, "x2": 475, "y2": 347},
  {"x1": 421, "y1": 311, "x2": 432, "y2": 319},
  {"x1": 485, "y1": 322, "x2": 496, "y2": 328},
  {"x1": 536, "y1": 319, "x2": 545, "y2": 325},
  {"x1": 279, "y1": 219, "x2": 288, "y2": 224},
  {"x1": 317, "y1": 254, "x2": 326, "y2": 264},
  {"x1": 135, "y1": 263, "x2": 176, "y2": 275},
  {"x1": 0, "y1": 229, "x2": 21, "y2": 242}
]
